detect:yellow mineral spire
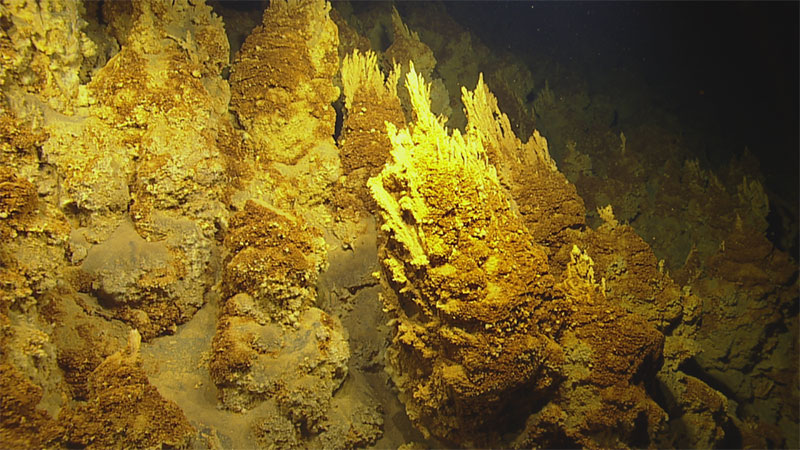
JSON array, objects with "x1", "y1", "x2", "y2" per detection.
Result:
[
  {"x1": 391, "y1": 5, "x2": 419, "y2": 42},
  {"x1": 341, "y1": 49, "x2": 400, "y2": 111},
  {"x1": 398, "y1": 63, "x2": 495, "y2": 178},
  {"x1": 368, "y1": 63, "x2": 508, "y2": 269},
  {"x1": 369, "y1": 63, "x2": 562, "y2": 443},
  {"x1": 230, "y1": 0, "x2": 339, "y2": 164},
  {"x1": 462, "y1": 73, "x2": 557, "y2": 173},
  {"x1": 402, "y1": 61, "x2": 440, "y2": 134}
]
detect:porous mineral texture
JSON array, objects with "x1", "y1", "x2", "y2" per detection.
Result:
[
  {"x1": 0, "y1": 114, "x2": 70, "y2": 448},
  {"x1": 59, "y1": 331, "x2": 195, "y2": 449},
  {"x1": 369, "y1": 65, "x2": 558, "y2": 444},
  {"x1": 219, "y1": 200, "x2": 327, "y2": 324},
  {"x1": 0, "y1": 105, "x2": 45, "y2": 180},
  {"x1": 566, "y1": 218, "x2": 728, "y2": 448},
  {"x1": 36, "y1": 0, "x2": 232, "y2": 339},
  {"x1": 0, "y1": 0, "x2": 100, "y2": 113},
  {"x1": 0, "y1": 360, "x2": 63, "y2": 448},
  {"x1": 209, "y1": 200, "x2": 379, "y2": 446},
  {"x1": 1, "y1": 1, "x2": 796, "y2": 448},
  {"x1": 230, "y1": 0, "x2": 338, "y2": 165},
  {"x1": 334, "y1": 49, "x2": 405, "y2": 216},
  {"x1": 227, "y1": 0, "x2": 342, "y2": 226},
  {"x1": 0, "y1": 167, "x2": 71, "y2": 312},
  {"x1": 531, "y1": 65, "x2": 798, "y2": 445},
  {"x1": 461, "y1": 74, "x2": 586, "y2": 262},
  {"x1": 369, "y1": 65, "x2": 667, "y2": 447},
  {"x1": 0, "y1": 166, "x2": 37, "y2": 241}
]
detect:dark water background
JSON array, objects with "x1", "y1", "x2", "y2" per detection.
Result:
[
  {"x1": 446, "y1": 1, "x2": 799, "y2": 245},
  {"x1": 215, "y1": 0, "x2": 799, "y2": 251}
]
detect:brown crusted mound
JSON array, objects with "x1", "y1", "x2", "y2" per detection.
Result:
[
  {"x1": 371, "y1": 66, "x2": 668, "y2": 447},
  {"x1": 0, "y1": 167, "x2": 38, "y2": 241},
  {"x1": 229, "y1": 0, "x2": 339, "y2": 165},
  {"x1": 59, "y1": 332, "x2": 195, "y2": 449},
  {"x1": 222, "y1": 200, "x2": 321, "y2": 304},
  {"x1": 340, "y1": 95, "x2": 405, "y2": 176},
  {"x1": 0, "y1": 362, "x2": 63, "y2": 448}
]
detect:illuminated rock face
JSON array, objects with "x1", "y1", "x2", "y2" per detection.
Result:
[
  {"x1": 1, "y1": 1, "x2": 794, "y2": 448},
  {"x1": 229, "y1": 0, "x2": 339, "y2": 165},
  {"x1": 59, "y1": 331, "x2": 195, "y2": 449},
  {"x1": 366, "y1": 66, "x2": 557, "y2": 443},
  {"x1": 208, "y1": 201, "x2": 376, "y2": 446},
  {"x1": 336, "y1": 49, "x2": 406, "y2": 214},
  {"x1": 227, "y1": 0, "x2": 342, "y2": 220},
  {"x1": 370, "y1": 65, "x2": 666, "y2": 447},
  {"x1": 29, "y1": 0, "x2": 232, "y2": 340}
]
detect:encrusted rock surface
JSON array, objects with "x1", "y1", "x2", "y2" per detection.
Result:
[
  {"x1": 368, "y1": 65, "x2": 667, "y2": 447},
  {"x1": 0, "y1": 1, "x2": 795, "y2": 449},
  {"x1": 59, "y1": 331, "x2": 195, "y2": 449}
]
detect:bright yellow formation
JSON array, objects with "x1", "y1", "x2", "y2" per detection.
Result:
[
  {"x1": 462, "y1": 73, "x2": 557, "y2": 173},
  {"x1": 368, "y1": 62, "x2": 502, "y2": 269},
  {"x1": 341, "y1": 49, "x2": 400, "y2": 110}
]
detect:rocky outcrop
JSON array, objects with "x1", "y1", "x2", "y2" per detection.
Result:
[{"x1": 369, "y1": 64, "x2": 667, "y2": 447}]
